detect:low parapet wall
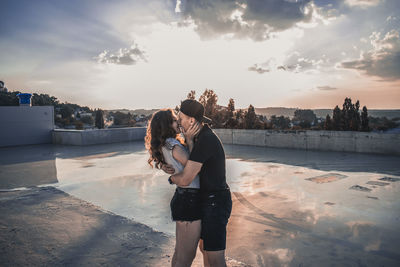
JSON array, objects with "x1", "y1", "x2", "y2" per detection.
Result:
[
  {"x1": 52, "y1": 127, "x2": 147, "y2": 145},
  {"x1": 213, "y1": 129, "x2": 400, "y2": 156}
]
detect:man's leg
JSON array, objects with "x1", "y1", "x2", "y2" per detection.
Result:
[
  {"x1": 174, "y1": 220, "x2": 201, "y2": 267},
  {"x1": 198, "y1": 239, "x2": 210, "y2": 267},
  {"x1": 205, "y1": 250, "x2": 226, "y2": 267},
  {"x1": 200, "y1": 190, "x2": 232, "y2": 267},
  {"x1": 200, "y1": 222, "x2": 228, "y2": 267}
]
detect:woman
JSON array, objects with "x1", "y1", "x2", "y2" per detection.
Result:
[{"x1": 145, "y1": 109, "x2": 201, "y2": 267}]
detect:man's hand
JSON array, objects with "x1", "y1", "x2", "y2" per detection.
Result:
[
  {"x1": 161, "y1": 163, "x2": 175, "y2": 175},
  {"x1": 182, "y1": 122, "x2": 200, "y2": 143}
]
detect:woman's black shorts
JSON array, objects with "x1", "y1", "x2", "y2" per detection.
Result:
[{"x1": 170, "y1": 187, "x2": 202, "y2": 221}]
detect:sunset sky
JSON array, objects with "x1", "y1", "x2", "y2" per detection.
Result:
[{"x1": 1, "y1": 0, "x2": 399, "y2": 110}]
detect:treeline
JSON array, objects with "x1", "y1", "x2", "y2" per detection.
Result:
[
  {"x1": 324, "y1": 98, "x2": 369, "y2": 131},
  {"x1": 182, "y1": 90, "x2": 399, "y2": 132},
  {"x1": 2, "y1": 88, "x2": 398, "y2": 132}
]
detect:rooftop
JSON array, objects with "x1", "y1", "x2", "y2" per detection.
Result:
[{"x1": 1, "y1": 142, "x2": 399, "y2": 266}]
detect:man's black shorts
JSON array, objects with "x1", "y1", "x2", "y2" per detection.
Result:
[
  {"x1": 201, "y1": 189, "x2": 232, "y2": 251},
  {"x1": 170, "y1": 187, "x2": 202, "y2": 221}
]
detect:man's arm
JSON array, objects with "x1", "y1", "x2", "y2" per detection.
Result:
[
  {"x1": 170, "y1": 160, "x2": 202, "y2": 187},
  {"x1": 161, "y1": 163, "x2": 175, "y2": 174}
]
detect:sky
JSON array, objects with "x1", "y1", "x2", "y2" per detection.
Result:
[{"x1": 1, "y1": 0, "x2": 399, "y2": 110}]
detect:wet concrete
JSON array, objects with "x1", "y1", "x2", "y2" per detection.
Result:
[
  {"x1": 0, "y1": 186, "x2": 172, "y2": 266},
  {"x1": 1, "y1": 142, "x2": 400, "y2": 266}
]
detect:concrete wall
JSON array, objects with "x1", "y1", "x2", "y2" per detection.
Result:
[
  {"x1": 213, "y1": 129, "x2": 400, "y2": 155},
  {"x1": 0, "y1": 106, "x2": 54, "y2": 147},
  {"x1": 52, "y1": 127, "x2": 147, "y2": 145}
]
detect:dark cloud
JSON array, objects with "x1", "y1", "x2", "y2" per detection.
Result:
[
  {"x1": 248, "y1": 64, "x2": 269, "y2": 74},
  {"x1": 340, "y1": 29, "x2": 400, "y2": 80},
  {"x1": 317, "y1": 86, "x2": 337, "y2": 90},
  {"x1": 95, "y1": 43, "x2": 147, "y2": 65},
  {"x1": 176, "y1": 0, "x2": 314, "y2": 41}
]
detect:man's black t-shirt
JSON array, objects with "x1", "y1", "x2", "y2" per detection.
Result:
[{"x1": 189, "y1": 124, "x2": 229, "y2": 193}]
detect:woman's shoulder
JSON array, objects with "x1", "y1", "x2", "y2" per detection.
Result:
[{"x1": 165, "y1": 138, "x2": 183, "y2": 150}]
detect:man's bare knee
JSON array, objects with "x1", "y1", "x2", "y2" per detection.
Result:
[
  {"x1": 199, "y1": 239, "x2": 205, "y2": 253},
  {"x1": 205, "y1": 250, "x2": 226, "y2": 267}
]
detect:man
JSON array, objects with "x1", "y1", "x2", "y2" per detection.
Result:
[{"x1": 163, "y1": 99, "x2": 232, "y2": 267}]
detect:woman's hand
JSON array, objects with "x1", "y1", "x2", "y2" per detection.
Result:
[{"x1": 183, "y1": 122, "x2": 200, "y2": 143}]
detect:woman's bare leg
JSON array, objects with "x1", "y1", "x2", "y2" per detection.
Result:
[
  {"x1": 172, "y1": 242, "x2": 177, "y2": 267},
  {"x1": 174, "y1": 220, "x2": 201, "y2": 267}
]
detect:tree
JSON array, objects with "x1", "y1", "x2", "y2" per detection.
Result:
[
  {"x1": 351, "y1": 100, "x2": 361, "y2": 131},
  {"x1": 227, "y1": 98, "x2": 235, "y2": 117},
  {"x1": 199, "y1": 89, "x2": 218, "y2": 119},
  {"x1": 32, "y1": 93, "x2": 59, "y2": 106},
  {"x1": 224, "y1": 98, "x2": 237, "y2": 128},
  {"x1": 235, "y1": 109, "x2": 245, "y2": 129},
  {"x1": 75, "y1": 121, "x2": 84, "y2": 130},
  {"x1": 293, "y1": 109, "x2": 317, "y2": 127},
  {"x1": 324, "y1": 114, "x2": 333, "y2": 130},
  {"x1": 80, "y1": 115, "x2": 94, "y2": 125},
  {"x1": 270, "y1": 115, "x2": 290, "y2": 129},
  {"x1": 245, "y1": 104, "x2": 257, "y2": 129},
  {"x1": 0, "y1": 91, "x2": 20, "y2": 106},
  {"x1": 95, "y1": 109, "x2": 105, "y2": 129},
  {"x1": 361, "y1": 106, "x2": 370, "y2": 132},
  {"x1": 332, "y1": 105, "x2": 342, "y2": 130},
  {"x1": 341, "y1": 97, "x2": 360, "y2": 131},
  {"x1": 59, "y1": 104, "x2": 75, "y2": 119},
  {"x1": 187, "y1": 90, "x2": 196, "y2": 100}
]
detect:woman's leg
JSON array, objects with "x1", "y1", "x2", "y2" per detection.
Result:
[
  {"x1": 172, "y1": 228, "x2": 177, "y2": 267},
  {"x1": 174, "y1": 220, "x2": 201, "y2": 267}
]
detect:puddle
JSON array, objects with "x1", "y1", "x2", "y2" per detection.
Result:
[
  {"x1": 366, "y1": 181, "x2": 390, "y2": 186},
  {"x1": 350, "y1": 185, "x2": 372, "y2": 192},
  {"x1": 379, "y1": 177, "x2": 400, "y2": 182},
  {"x1": 306, "y1": 173, "x2": 348, "y2": 184}
]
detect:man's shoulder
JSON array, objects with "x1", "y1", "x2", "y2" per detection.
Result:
[{"x1": 198, "y1": 128, "x2": 221, "y2": 147}]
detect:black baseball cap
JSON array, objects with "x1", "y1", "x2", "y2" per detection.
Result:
[{"x1": 179, "y1": 99, "x2": 212, "y2": 123}]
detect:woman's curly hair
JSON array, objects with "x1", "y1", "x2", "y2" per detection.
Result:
[{"x1": 145, "y1": 109, "x2": 184, "y2": 169}]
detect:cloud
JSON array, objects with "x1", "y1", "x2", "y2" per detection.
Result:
[
  {"x1": 317, "y1": 85, "x2": 337, "y2": 91},
  {"x1": 249, "y1": 52, "x2": 333, "y2": 75},
  {"x1": 175, "y1": 0, "x2": 315, "y2": 41},
  {"x1": 248, "y1": 64, "x2": 270, "y2": 74},
  {"x1": 95, "y1": 42, "x2": 147, "y2": 65},
  {"x1": 340, "y1": 29, "x2": 400, "y2": 80},
  {"x1": 386, "y1": 15, "x2": 397, "y2": 22},
  {"x1": 344, "y1": 0, "x2": 381, "y2": 8},
  {"x1": 278, "y1": 51, "x2": 330, "y2": 73}
]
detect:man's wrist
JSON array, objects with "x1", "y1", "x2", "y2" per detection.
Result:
[
  {"x1": 168, "y1": 175, "x2": 174, "y2": 185},
  {"x1": 186, "y1": 140, "x2": 193, "y2": 146}
]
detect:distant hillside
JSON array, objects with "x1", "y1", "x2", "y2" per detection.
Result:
[
  {"x1": 106, "y1": 107, "x2": 400, "y2": 119},
  {"x1": 106, "y1": 108, "x2": 159, "y2": 116},
  {"x1": 255, "y1": 107, "x2": 400, "y2": 119}
]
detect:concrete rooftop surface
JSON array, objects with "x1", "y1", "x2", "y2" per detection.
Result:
[{"x1": 1, "y1": 141, "x2": 400, "y2": 266}]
